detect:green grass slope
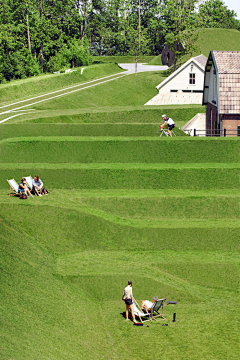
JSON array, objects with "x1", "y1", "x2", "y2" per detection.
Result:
[
  {"x1": 0, "y1": 219, "x2": 120, "y2": 359},
  {"x1": 0, "y1": 62, "x2": 124, "y2": 106},
  {"x1": 0, "y1": 137, "x2": 239, "y2": 164},
  {"x1": 0, "y1": 188, "x2": 239, "y2": 359},
  {"x1": 180, "y1": 28, "x2": 240, "y2": 64},
  {"x1": 148, "y1": 54, "x2": 163, "y2": 65},
  {"x1": 0, "y1": 63, "x2": 239, "y2": 360}
]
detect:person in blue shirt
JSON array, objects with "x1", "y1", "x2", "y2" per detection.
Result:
[{"x1": 19, "y1": 178, "x2": 33, "y2": 197}]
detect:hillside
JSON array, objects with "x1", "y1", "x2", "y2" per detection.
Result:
[
  {"x1": 0, "y1": 64, "x2": 239, "y2": 360},
  {"x1": 150, "y1": 28, "x2": 240, "y2": 67},
  {"x1": 194, "y1": 28, "x2": 240, "y2": 57}
]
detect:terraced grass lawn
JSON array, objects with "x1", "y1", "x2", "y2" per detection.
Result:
[
  {"x1": 0, "y1": 63, "x2": 124, "y2": 106},
  {"x1": 0, "y1": 63, "x2": 239, "y2": 360},
  {"x1": 0, "y1": 187, "x2": 239, "y2": 359}
]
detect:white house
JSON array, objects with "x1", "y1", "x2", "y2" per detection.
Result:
[{"x1": 145, "y1": 54, "x2": 207, "y2": 105}]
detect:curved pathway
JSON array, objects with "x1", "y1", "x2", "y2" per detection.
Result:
[{"x1": 119, "y1": 63, "x2": 168, "y2": 73}]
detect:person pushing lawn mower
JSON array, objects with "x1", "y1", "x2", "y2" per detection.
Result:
[{"x1": 159, "y1": 115, "x2": 175, "y2": 137}]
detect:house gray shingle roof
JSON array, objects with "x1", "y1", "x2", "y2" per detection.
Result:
[
  {"x1": 213, "y1": 51, "x2": 240, "y2": 114},
  {"x1": 194, "y1": 54, "x2": 207, "y2": 68}
]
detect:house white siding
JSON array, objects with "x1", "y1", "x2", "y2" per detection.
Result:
[
  {"x1": 159, "y1": 62, "x2": 204, "y2": 94},
  {"x1": 146, "y1": 55, "x2": 207, "y2": 106},
  {"x1": 207, "y1": 65, "x2": 218, "y2": 106}
]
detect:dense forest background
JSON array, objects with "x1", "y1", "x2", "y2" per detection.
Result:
[{"x1": 0, "y1": 0, "x2": 239, "y2": 82}]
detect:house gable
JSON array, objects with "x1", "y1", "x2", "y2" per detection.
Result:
[{"x1": 157, "y1": 55, "x2": 207, "y2": 94}]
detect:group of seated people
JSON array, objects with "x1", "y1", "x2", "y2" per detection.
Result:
[{"x1": 19, "y1": 175, "x2": 48, "y2": 197}]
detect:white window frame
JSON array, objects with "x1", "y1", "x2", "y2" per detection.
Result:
[{"x1": 189, "y1": 73, "x2": 196, "y2": 85}]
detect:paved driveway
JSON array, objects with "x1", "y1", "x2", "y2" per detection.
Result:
[{"x1": 119, "y1": 63, "x2": 168, "y2": 73}]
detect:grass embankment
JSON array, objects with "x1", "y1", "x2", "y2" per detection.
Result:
[
  {"x1": 149, "y1": 28, "x2": 240, "y2": 67},
  {"x1": 27, "y1": 71, "x2": 165, "y2": 111},
  {"x1": 1, "y1": 106, "x2": 203, "y2": 129},
  {"x1": 180, "y1": 28, "x2": 240, "y2": 63},
  {"x1": 0, "y1": 62, "x2": 124, "y2": 106},
  {"x1": 0, "y1": 137, "x2": 239, "y2": 164},
  {"x1": 0, "y1": 63, "x2": 239, "y2": 360},
  {"x1": 148, "y1": 54, "x2": 163, "y2": 65}
]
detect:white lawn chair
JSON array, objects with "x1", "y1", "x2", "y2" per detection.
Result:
[
  {"x1": 24, "y1": 176, "x2": 33, "y2": 191},
  {"x1": 7, "y1": 179, "x2": 19, "y2": 196},
  {"x1": 130, "y1": 302, "x2": 152, "y2": 324}
]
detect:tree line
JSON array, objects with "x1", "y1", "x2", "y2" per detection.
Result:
[{"x1": 0, "y1": 0, "x2": 239, "y2": 82}]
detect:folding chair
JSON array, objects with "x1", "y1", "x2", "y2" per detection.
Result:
[
  {"x1": 24, "y1": 176, "x2": 33, "y2": 191},
  {"x1": 150, "y1": 298, "x2": 167, "y2": 321},
  {"x1": 131, "y1": 302, "x2": 152, "y2": 324},
  {"x1": 7, "y1": 179, "x2": 20, "y2": 196}
]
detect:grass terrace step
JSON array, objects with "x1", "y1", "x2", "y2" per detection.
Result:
[
  {"x1": 0, "y1": 201, "x2": 239, "y2": 254},
  {"x1": 1, "y1": 163, "x2": 239, "y2": 190},
  {"x1": 0, "y1": 123, "x2": 187, "y2": 139},
  {"x1": 0, "y1": 137, "x2": 239, "y2": 164}
]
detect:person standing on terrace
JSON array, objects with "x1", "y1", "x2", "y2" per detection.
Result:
[{"x1": 122, "y1": 281, "x2": 137, "y2": 323}]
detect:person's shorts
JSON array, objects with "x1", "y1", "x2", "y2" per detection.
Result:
[
  {"x1": 168, "y1": 124, "x2": 175, "y2": 130},
  {"x1": 125, "y1": 298, "x2": 133, "y2": 306}
]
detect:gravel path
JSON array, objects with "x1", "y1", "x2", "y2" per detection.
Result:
[{"x1": 119, "y1": 63, "x2": 168, "y2": 73}]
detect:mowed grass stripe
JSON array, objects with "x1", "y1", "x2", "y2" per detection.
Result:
[
  {"x1": 0, "y1": 106, "x2": 204, "y2": 126},
  {"x1": 0, "y1": 123, "x2": 186, "y2": 139},
  {"x1": 77, "y1": 195, "x2": 240, "y2": 220},
  {"x1": 0, "y1": 138, "x2": 239, "y2": 164},
  {"x1": 0, "y1": 196, "x2": 238, "y2": 228},
  {"x1": 0, "y1": 203, "x2": 238, "y2": 255},
  {"x1": 1, "y1": 135, "x2": 240, "y2": 142},
  {"x1": 1, "y1": 168, "x2": 239, "y2": 190},
  {"x1": 56, "y1": 251, "x2": 239, "y2": 299},
  {"x1": 1, "y1": 189, "x2": 239, "y2": 223},
  {"x1": 1, "y1": 162, "x2": 239, "y2": 169},
  {"x1": 1, "y1": 189, "x2": 240, "y2": 201}
]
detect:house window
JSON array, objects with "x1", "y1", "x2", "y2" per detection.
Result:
[{"x1": 189, "y1": 73, "x2": 195, "y2": 85}]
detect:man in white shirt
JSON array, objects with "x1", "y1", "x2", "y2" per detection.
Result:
[
  {"x1": 32, "y1": 175, "x2": 43, "y2": 196},
  {"x1": 159, "y1": 114, "x2": 175, "y2": 137},
  {"x1": 122, "y1": 281, "x2": 137, "y2": 323},
  {"x1": 141, "y1": 296, "x2": 158, "y2": 313},
  {"x1": 32, "y1": 175, "x2": 48, "y2": 196}
]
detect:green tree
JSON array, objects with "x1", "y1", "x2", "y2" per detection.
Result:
[
  {"x1": 162, "y1": 0, "x2": 199, "y2": 71},
  {"x1": 197, "y1": 0, "x2": 240, "y2": 30}
]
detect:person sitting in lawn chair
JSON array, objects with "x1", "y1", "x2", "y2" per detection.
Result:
[
  {"x1": 141, "y1": 296, "x2": 158, "y2": 313},
  {"x1": 19, "y1": 178, "x2": 33, "y2": 197},
  {"x1": 32, "y1": 175, "x2": 48, "y2": 196},
  {"x1": 159, "y1": 115, "x2": 175, "y2": 137}
]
